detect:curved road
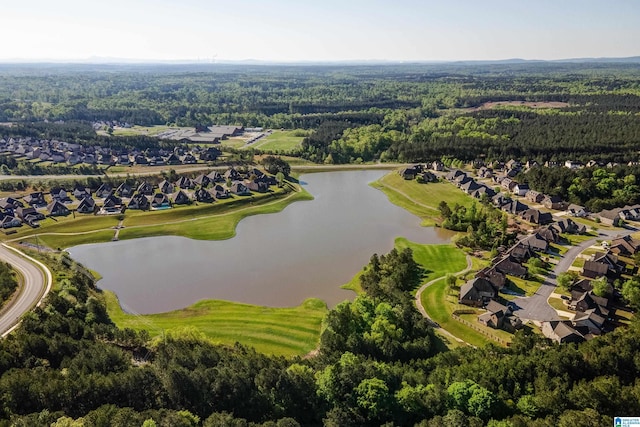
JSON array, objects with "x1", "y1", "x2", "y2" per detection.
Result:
[
  {"x1": 0, "y1": 244, "x2": 52, "y2": 337},
  {"x1": 415, "y1": 255, "x2": 473, "y2": 345},
  {"x1": 511, "y1": 227, "x2": 635, "y2": 322}
]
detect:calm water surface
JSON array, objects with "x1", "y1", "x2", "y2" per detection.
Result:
[{"x1": 68, "y1": 170, "x2": 455, "y2": 313}]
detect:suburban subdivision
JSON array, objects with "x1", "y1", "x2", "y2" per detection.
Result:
[{"x1": 0, "y1": 61, "x2": 639, "y2": 425}]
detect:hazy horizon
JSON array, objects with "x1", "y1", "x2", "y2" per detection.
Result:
[{"x1": 3, "y1": 0, "x2": 639, "y2": 62}]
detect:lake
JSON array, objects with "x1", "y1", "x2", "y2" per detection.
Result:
[{"x1": 67, "y1": 170, "x2": 455, "y2": 313}]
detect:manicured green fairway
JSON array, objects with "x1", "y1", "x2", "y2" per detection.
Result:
[
  {"x1": 395, "y1": 237, "x2": 467, "y2": 283},
  {"x1": 104, "y1": 291, "x2": 327, "y2": 357},
  {"x1": 252, "y1": 130, "x2": 306, "y2": 152},
  {"x1": 371, "y1": 172, "x2": 475, "y2": 226}
]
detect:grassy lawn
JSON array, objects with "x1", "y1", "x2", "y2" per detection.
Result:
[
  {"x1": 548, "y1": 297, "x2": 572, "y2": 313},
  {"x1": 2, "y1": 215, "x2": 122, "y2": 245},
  {"x1": 220, "y1": 138, "x2": 248, "y2": 149},
  {"x1": 103, "y1": 291, "x2": 327, "y2": 357},
  {"x1": 341, "y1": 238, "x2": 467, "y2": 294},
  {"x1": 396, "y1": 238, "x2": 467, "y2": 283},
  {"x1": 549, "y1": 243, "x2": 569, "y2": 255},
  {"x1": 251, "y1": 130, "x2": 306, "y2": 152},
  {"x1": 506, "y1": 276, "x2": 542, "y2": 297},
  {"x1": 561, "y1": 232, "x2": 597, "y2": 245},
  {"x1": 458, "y1": 312, "x2": 515, "y2": 342},
  {"x1": 572, "y1": 258, "x2": 586, "y2": 269},
  {"x1": 371, "y1": 173, "x2": 475, "y2": 226}
]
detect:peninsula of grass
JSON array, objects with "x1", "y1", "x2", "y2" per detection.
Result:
[
  {"x1": 371, "y1": 172, "x2": 475, "y2": 226},
  {"x1": 103, "y1": 291, "x2": 327, "y2": 357},
  {"x1": 341, "y1": 238, "x2": 467, "y2": 294},
  {"x1": 251, "y1": 130, "x2": 306, "y2": 152}
]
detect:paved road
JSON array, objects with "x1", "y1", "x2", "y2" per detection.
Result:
[
  {"x1": 512, "y1": 226, "x2": 635, "y2": 322},
  {"x1": 0, "y1": 244, "x2": 52, "y2": 337}
]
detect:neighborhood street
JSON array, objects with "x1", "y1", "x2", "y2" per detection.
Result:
[
  {"x1": 0, "y1": 244, "x2": 52, "y2": 337},
  {"x1": 512, "y1": 226, "x2": 635, "y2": 322}
]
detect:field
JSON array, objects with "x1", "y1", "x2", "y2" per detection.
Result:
[
  {"x1": 371, "y1": 172, "x2": 475, "y2": 226},
  {"x1": 251, "y1": 130, "x2": 307, "y2": 152},
  {"x1": 103, "y1": 291, "x2": 327, "y2": 357}
]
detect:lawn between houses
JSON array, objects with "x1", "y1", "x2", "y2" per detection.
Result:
[
  {"x1": 103, "y1": 291, "x2": 327, "y2": 357},
  {"x1": 371, "y1": 172, "x2": 475, "y2": 226}
]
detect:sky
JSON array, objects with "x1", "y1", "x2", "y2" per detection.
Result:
[{"x1": 2, "y1": 0, "x2": 639, "y2": 62}]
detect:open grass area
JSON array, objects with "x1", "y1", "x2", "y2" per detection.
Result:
[
  {"x1": 251, "y1": 130, "x2": 306, "y2": 152},
  {"x1": 561, "y1": 232, "x2": 597, "y2": 245},
  {"x1": 548, "y1": 297, "x2": 572, "y2": 313},
  {"x1": 507, "y1": 276, "x2": 542, "y2": 297},
  {"x1": 2, "y1": 215, "x2": 122, "y2": 244},
  {"x1": 371, "y1": 173, "x2": 475, "y2": 226},
  {"x1": 396, "y1": 238, "x2": 467, "y2": 283},
  {"x1": 220, "y1": 138, "x2": 248, "y2": 149},
  {"x1": 103, "y1": 291, "x2": 327, "y2": 357}
]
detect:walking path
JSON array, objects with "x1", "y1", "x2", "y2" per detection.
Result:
[
  {"x1": 375, "y1": 180, "x2": 440, "y2": 213},
  {"x1": 415, "y1": 255, "x2": 473, "y2": 345}
]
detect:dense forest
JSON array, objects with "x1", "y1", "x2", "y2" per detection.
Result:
[
  {"x1": 2, "y1": 62, "x2": 640, "y2": 165},
  {"x1": 1, "y1": 248, "x2": 639, "y2": 425},
  {"x1": 0, "y1": 262, "x2": 17, "y2": 308}
]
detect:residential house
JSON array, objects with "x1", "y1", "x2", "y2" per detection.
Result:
[
  {"x1": 502, "y1": 200, "x2": 528, "y2": 215},
  {"x1": 493, "y1": 255, "x2": 527, "y2": 277},
  {"x1": 199, "y1": 147, "x2": 222, "y2": 161},
  {"x1": 519, "y1": 233, "x2": 549, "y2": 252},
  {"x1": 471, "y1": 185, "x2": 496, "y2": 200},
  {"x1": 95, "y1": 184, "x2": 113, "y2": 199},
  {"x1": 212, "y1": 185, "x2": 230, "y2": 199},
  {"x1": 508, "y1": 243, "x2": 535, "y2": 263},
  {"x1": 513, "y1": 183, "x2": 529, "y2": 197},
  {"x1": 477, "y1": 166, "x2": 493, "y2": 179},
  {"x1": 541, "y1": 321, "x2": 584, "y2": 344},
  {"x1": 229, "y1": 182, "x2": 250, "y2": 196},
  {"x1": 0, "y1": 197, "x2": 23, "y2": 211},
  {"x1": 399, "y1": 166, "x2": 420, "y2": 180},
  {"x1": 596, "y1": 208, "x2": 623, "y2": 226},
  {"x1": 566, "y1": 204, "x2": 588, "y2": 218},
  {"x1": 459, "y1": 277, "x2": 497, "y2": 307},
  {"x1": 50, "y1": 187, "x2": 71, "y2": 203},
  {"x1": 475, "y1": 267, "x2": 506, "y2": 290},
  {"x1": 224, "y1": 168, "x2": 242, "y2": 181},
  {"x1": 542, "y1": 195, "x2": 565, "y2": 210},
  {"x1": 207, "y1": 171, "x2": 223, "y2": 183},
  {"x1": 151, "y1": 193, "x2": 171, "y2": 209},
  {"x1": 175, "y1": 176, "x2": 195, "y2": 190},
  {"x1": 572, "y1": 311, "x2": 606, "y2": 338},
  {"x1": 551, "y1": 218, "x2": 586, "y2": 235},
  {"x1": 460, "y1": 179, "x2": 480, "y2": 194},
  {"x1": 170, "y1": 190, "x2": 191, "y2": 205},
  {"x1": 246, "y1": 181, "x2": 269, "y2": 193},
  {"x1": 582, "y1": 251, "x2": 625, "y2": 278},
  {"x1": 182, "y1": 153, "x2": 197, "y2": 164},
  {"x1": 478, "y1": 300, "x2": 522, "y2": 332},
  {"x1": 194, "y1": 188, "x2": 215, "y2": 203},
  {"x1": 158, "y1": 180, "x2": 175, "y2": 194},
  {"x1": 115, "y1": 183, "x2": 134, "y2": 198},
  {"x1": 446, "y1": 169, "x2": 465, "y2": 182},
  {"x1": 128, "y1": 194, "x2": 150, "y2": 210},
  {"x1": 609, "y1": 235, "x2": 640, "y2": 256},
  {"x1": 431, "y1": 160, "x2": 444, "y2": 171},
  {"x1": 46, "y1": 200, "x2": 70, "y2": 216},
  {"x1": 102, "y1": 193, "x2": 123, "y2": 212},
  {"x1": 525, "y1": 190, "x2": 545, "y2": 204},
  {"x1": 537, "y1": 226, "x2": 560, "y2": 243},
  {"x1": 77, "y1": 197, "x2": 96, "y2": 214},
  {"x1": 23, "y1": 192, "x2": 46, "y2": 208},
  {"x1": 73, "y1": 186, "x2": 92, "y2": 201},
  {"x1": 165, "y1": 153, "x2": 181, "y2": 165},
  {"x1": 492, "y1": 193, "x2": 512, "y2": 209},
  {"x1": 1, "y1": 215, "x2": 21, "y2": 229},
  {"x1": 137, "y1": 181, "x2": 154, "y2": 196},
  {"x1": 572, "y1": 291, "x2": 610, "y2": 317},
  {"x1": 193, "y1": 174, "x2": 211, "y2": 187},
  {"x1": 520, "y1": 208, "x2": 553, "y2": 225},
  {"x1": 564, "y1": 160, "x2": 582, "y2": 170},
  {"x1": 419, "y1": 171, "x2": 438, "y2": 183}
]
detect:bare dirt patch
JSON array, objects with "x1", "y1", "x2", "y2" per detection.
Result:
[{"x1": 470, "y1": 101, "x2": 569, "y2": 111}]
